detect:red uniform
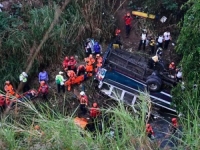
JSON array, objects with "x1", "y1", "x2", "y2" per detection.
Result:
[
  {"x1": 90, "y1": 107, "x2": 100, "y2": 118},
  {"x1": 68, "y1": 57, "x2": 77, "y2": 70},
  {"x1": 62, "y1": 60, "x2": 69, "y2": 69},
  {"x1": 124, "y1": 15, "x2": 132, "y2": 25},
  {"x1": 0, "y1": 94, "x2": 5, "y2": 107},
  {"x1": 146, "y1": 124, "x2": 154, "y2": 138},
  {"x1": 79, "y1": 95, "x2": 88, "y2": 106},
  {"x1": 38, "y1": 84, "x2": 49, "y2": 94}
]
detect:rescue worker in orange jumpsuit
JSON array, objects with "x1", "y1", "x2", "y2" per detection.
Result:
[
  {"x1": 171, "y1": 118, "x2": 178, "y2": 134},
  {"x1": 0, "y1": 94, "x2": 5, "y2": 112},
  {"x1": 62, "y1": 56, "x2": 69, "y2": 72},
  {"x1": 77, "y1": 64, "x2": 86, "y2": 76},
  {"x1": 85, "y1": 54, "x2": 95, "y2": 77},
  {"x1": 38, "y1": 81, "x2": 49, "y2": 100},
  {"x1": 79, "y1": 91, "x2": 88, "y2": 115},
  {"x1": 123, "y1": 12, "x2": 133, "y2": 38},
  {"x1": 4, "y1": 81, "x2": 19, "y2": 106},
  {"x1": 66, "y1": 70, "x2": 77, "y2": 91},
  {"x1": 68, "y1": 56, "x2": 77, "y2": 72},
  {"x1": 95, "y1": 54, "x2": 103, "y2": 73},
  {"x1": 146, "y1": 124, "x2": 155, "y2": 139},
  {"x1": 90, "y1": 102, "x2": 100, "y2": 119}
]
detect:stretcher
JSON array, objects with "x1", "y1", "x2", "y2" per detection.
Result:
[
  {"x1": 74, "y1": 117, "x2": 88, "y2": 129},
  {"x1": 17, "y1": 89, "x2": 38, "y2": 101},
  {"x1": 65, "y1": 75, "x2": 86, "y2": 91},
  {"x1": 132, "y1": 11, "x2": 156, "y2": 19}
]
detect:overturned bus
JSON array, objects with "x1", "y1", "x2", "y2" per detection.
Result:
[{"x1": 95, "y1": 45, "x2": 177, "y2": 112}]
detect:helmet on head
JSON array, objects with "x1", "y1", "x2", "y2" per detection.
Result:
[
  {"x1": 172, "y1": 118, "x2": 177, "y2": 122},
  {"x1": 70, "y1": 56, "x2": 74, "y2": 60},
  {"x1": 171, "y1": 62, "x2": 175, "y2": 65},
  {"x1": 93, "y1": 102, "x2": 98, "y2": 108},
  {"x1": 80, "y1": 91, "x2": 85, "y2": 96},
  {"x1": 126, "y1": 12, "x2": 130, "y2": 16},
  {"x1": 96, "y1": 54, "x2": 100, "y2": 58},
  {"x1": 65, "y1": 56, "x2": 69, "y2": 61},
  {"x1": 89, "y1": 54, "x2": 93, "y2": 58},
  {"x1": 59, "y1": 71, "x2": 64, "y2": 75},
  {"x1": 142, "y1": 29, "x2": 147, "y2": 33},
  {"x1": 40, "y1": 81, "x2": 45, "y2": 85},
  {"x1": 5, "y1": 81, "x2": 10, "y2": 85},
  {"x1": 86, "y1": 38, "x2": 91, "y2": 42},
  {"x1": 22, "y1": 72, "x2": 28, "y2": 77}
]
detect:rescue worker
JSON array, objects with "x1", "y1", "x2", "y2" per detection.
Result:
[
  {"x1": 55, "y1": 71, "x2": 65, "y2": 93},
  {"x1": 95, "y1": 54, "x2": 103, "y2": 72},
  {"x1": 168, "y1": 62, "x2": 176, "y2": 77},
  {"x1": 90, "y1": 102, "x2": 100, "y2": 119},
  {"x1": 79, "y1": 91, "x2": 88, "y2": 115},
  {"x1": 113, "y1": 28, "x2": 122, "y2": 49},
  {"x1": 163, "y1": 29, "x2": 171, "y2": 50},
  {"x1": 138, "y1": 29, "x2": 147, "y2": 51},
  {"x1": 176, "y1": 68, "x2": 182, "y2": 82},
  {"x1": 77, "y1": 64, "x2": 86, "y2": 76},
  {"x1": 66, "y1": 70, "x2": 77, "y2": 91},
  {"x1": 170, "y1": 118, "x2": 178, "y2": 134},
  {"x1": 149, "y1": 36, "x2": 156, "y2": 55},
  {"x1": 38, "y1": 81, "x2": 49, "y2": 100},
  {"x1": 85, "y1": 38, "x2": 92, "y2": 57},
  {"x1": 0, "y1": 94, "x2": 5, "y2": 112},
  {"x1": 85, "y1": 54, "x2": 95, "y2": 77},
  {"x1": 148, "y1": 55, "x2": 160, "y2": 69},
  {"x1": 19, "y1": 72, "x2": 30, "y2": 93},
  {"x1": 123, "y1": 12, "x2": 133, "y2": 38},
  {"x1": 62, "y1": 56, "x2": 69, "y2": 72},
  {"x1": 156, "y1": 33, "x2": 164, "y2": 49},
  {"x1": 156, "y1": 47, "x2": 163, "y2": 57},
  {"x1": 146, "y1": 124, "x2": 155, "y2": 139},
  {"x1": 4, "y1": 81, "x2": 15, "y2": 96},
  {"x1": 38, "y1": 69, "x2": 49, "y2": 83},
  {"x1": 68, "y1": 56, "x2": 77, "y2": 72},
  {"x1": 4, "y1": 81, "x2": 19, "y2": 107}
]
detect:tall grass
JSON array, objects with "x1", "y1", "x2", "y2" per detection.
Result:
[{"x1": 0, "y1": 92, "x2": 157, "y2": 150}]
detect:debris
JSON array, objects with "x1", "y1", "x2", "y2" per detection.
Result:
[{"x1": 160, "y1": 16, "x2": 167, "y2": 23}]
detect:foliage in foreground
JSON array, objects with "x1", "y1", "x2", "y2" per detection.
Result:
[{"x1": 0, "y1": 92, "x2": 199, "y2": 150}]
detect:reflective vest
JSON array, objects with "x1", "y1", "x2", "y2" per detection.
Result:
[
  {"x1": 38, "y1": 84, "x2": 48, "y2": 94},
  {"x1": 4, "y1": 84, "x2": 15, "y2": 95},
  {"x1": 79, "y1": 95, "x2": 88, "y2": 105},
  {"x1": 90, "y1": 107, "x2": 100, "y2": 118},
  {"x1": 19, "y1": 74, "x2": 27, "y2": 82},
  {"x1": 55, "y1": 74, "x2": 64, "y2": 85}
]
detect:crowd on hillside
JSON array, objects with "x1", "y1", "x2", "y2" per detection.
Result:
[{"x1": 0, "y1": 12, "x2": 180, "y2": 138}]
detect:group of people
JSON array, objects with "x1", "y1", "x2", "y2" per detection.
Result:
[
  {"x1": 146, "y1": 117, "x2": 179, "y2": 139},
  {"x1": 78, "y1": 91, "x2": 100, "y2": 119},
  {"x1": 122, "y1": 12, "x2": 172, "y2": 54}
]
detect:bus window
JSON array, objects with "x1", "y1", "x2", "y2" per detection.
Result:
[
  {"x1": 123, "y1": 92, "x2": 135, "y2": 105},
  {"x1": 110, "y1": 87, "x2": 122, "y2": 100}
]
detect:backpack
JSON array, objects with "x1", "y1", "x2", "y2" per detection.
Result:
[{"x1": 93, "y1": 42, "x2": 101, "y2": 53}]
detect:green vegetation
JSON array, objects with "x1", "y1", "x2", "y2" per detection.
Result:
[
  {"x1": 0, "y1": 0, "x2": 200, "y2": 149},
  {"x1": 0, "y1": 0, "x2": 116, "y2": 89}
]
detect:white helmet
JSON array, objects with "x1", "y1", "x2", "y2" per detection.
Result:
[
  {"x1": 22, "y1": 72, "x2": 28, "y2": 77},
  {"x1": 80, "y1": 91, "x2": 85, "y2": 96}
]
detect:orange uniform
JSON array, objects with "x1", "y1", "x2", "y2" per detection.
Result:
[
  {"x1": 4, "y1": 84, "x2": 15, "y2": 95},
  {"x1": 95, "y1": 55, "x2": 103, "y2": 72},
  {"x1": 85, "y1": 55, "x2": 95, "y2": 77}
]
